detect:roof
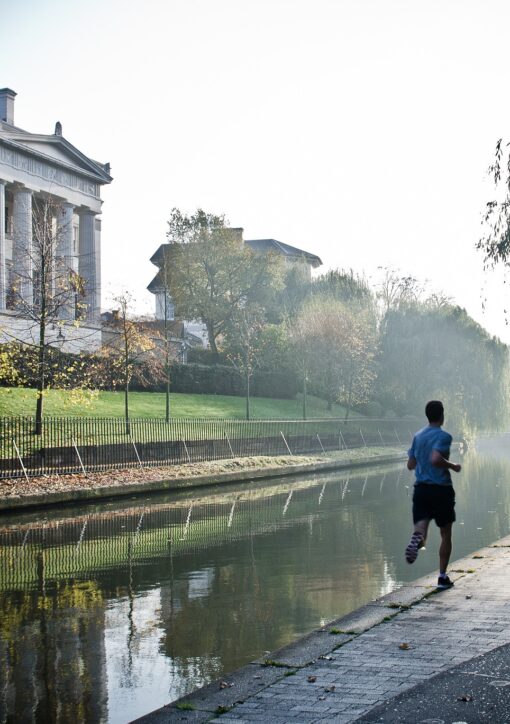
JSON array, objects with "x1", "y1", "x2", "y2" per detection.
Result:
[
  {"x1": 245, "y1": 239, "x2": 322, "y2": 267},
  {"x1": 0, "y1": 123, "x2": 112, "y2": 185},
  {"x1": 147, "y1": 269, "x2": 165, "y2": 293},
  {"x1": 149, "y1": 244, "x2": 167, "y2": 266}
]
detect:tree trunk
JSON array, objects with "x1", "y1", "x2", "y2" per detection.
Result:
[
  {"x1": 344, "y1": 373, "x2": 353, "y2": 421},
  {"x1": 164, "y1": 295, "x2": 170, "y2": 422},
  {"x1": 123, "y1": 320, "x2": 131, "y2": 435},
  {"x1": 326, "y1": 361, "x2": 333, "y2": 411},
  {"x1": 124, "y1": 373, "x2": 130, "y2": 436},
  {"x1": 245, "y1": 367, "x2": 250, "y2": 421},
  {"x1": 35, "y1": 345, "x2": 45, "y2": 435},
  {"x1": 206, "y1": 320, "x2": 219, "y2": 357},
  {"x1": 34, "y1": 274, "x2": 47, "y2": 435},
  {"x1": 302, "y1": 371, "x2": 307, "y2": 420}
]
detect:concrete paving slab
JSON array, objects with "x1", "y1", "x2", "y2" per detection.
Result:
[
  {"x1": 357, "y1": 642, "x2": 510, "y2": 723},
  {"x1": 133, "y1": 706, "x2": 212, "y2": 723}
]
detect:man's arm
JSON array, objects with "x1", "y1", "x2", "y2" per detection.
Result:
[
  {"x1": 407, "y1": 456, "x2": 417, "y2": 471},
  {"x1": 431, "y1": 449, "x2": 461, "y2": 473}
]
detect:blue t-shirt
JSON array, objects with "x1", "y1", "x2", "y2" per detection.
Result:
[{"x1": 408, "y1": 424, "x2": 453, "y2": 486}]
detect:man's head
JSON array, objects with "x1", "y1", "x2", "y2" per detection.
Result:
[{"x1": 425, "y1": 400, "x2": 444, "y2": 424}]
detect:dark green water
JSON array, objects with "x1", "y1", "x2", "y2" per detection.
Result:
[{"x1": 1, "y1": 442, "x2": 509, "y2": 723}]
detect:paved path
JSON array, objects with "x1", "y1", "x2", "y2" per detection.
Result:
[{"x1": 135, "y1": 536, "x2": 510, "y2": 724}]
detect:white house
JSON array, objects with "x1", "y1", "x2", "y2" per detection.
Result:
[
  {"x1": 0, "y1": 88, "x2": 112, "y2": 351},
  {"x1": 147, "y1": 229, "x2": 322, "y2": 347}
]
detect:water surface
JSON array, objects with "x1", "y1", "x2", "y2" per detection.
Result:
[{"x1": 1, "y1": 443, "x2": 509, "y2": 723}]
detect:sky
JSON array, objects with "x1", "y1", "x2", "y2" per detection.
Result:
[{"x1": 2, "y1": 0, "x2": 510, "y2": 339}]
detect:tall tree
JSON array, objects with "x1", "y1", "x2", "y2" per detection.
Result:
[
  {"x1": 375, "y1": 300, "x2": 510, "y2": 431},
  {"x1": 313, "y1": 268, "x2": 373, "y2": 305},
  {"x1": 163, "y1": 208, "x2": 284, "y2": 354}
]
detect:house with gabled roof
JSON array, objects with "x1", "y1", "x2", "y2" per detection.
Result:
[{"x1": 147, "y1": 229, "x2": 322, "y2": 346}]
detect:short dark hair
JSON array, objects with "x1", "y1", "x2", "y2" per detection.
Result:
[{"x1": 425, "y1": 400, "x2": 444, "y2": 423}]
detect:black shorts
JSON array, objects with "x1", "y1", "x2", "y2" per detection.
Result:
[{"x1": 412, "y1": 483, "x2": 455, "y2": 528}]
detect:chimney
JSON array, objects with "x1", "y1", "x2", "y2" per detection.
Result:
[
  {"x1": 0, "y1": 88, "x2": 16, "y2": 125},
  {"x1": 230, "y1": 227, "x2": 244, "y2": 243}
]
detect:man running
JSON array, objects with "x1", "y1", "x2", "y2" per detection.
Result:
[{"x1": 405, "y1": 400, "x2": 462, "y2": 589}]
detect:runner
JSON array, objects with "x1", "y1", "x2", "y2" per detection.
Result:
[{"x1": 405, "y1": 400, "x2": 462, "y2": 589}]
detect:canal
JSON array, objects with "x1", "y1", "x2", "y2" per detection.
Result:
[{"x1": 1, "y1": 441, "x2": 509, "y2": 723}]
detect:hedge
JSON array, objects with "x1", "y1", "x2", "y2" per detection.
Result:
[
  {"x1": 132, "y1": 363, "x2": 299, "y2": 399},
  {"x1": 0, "y1": 343, "x2": 299, "y2": 400}
]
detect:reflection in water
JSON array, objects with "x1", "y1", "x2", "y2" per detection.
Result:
[{"x1": 1, "y1": 447, "x2": 510, "y2": 722}]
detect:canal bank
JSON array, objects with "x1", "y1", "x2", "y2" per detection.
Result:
[
  {"x1": 0, "y1": 447, "x2": 405, "y2": 511},
  {"x1": 136, "y1": 535, "x2": 510, "y2": 724}
]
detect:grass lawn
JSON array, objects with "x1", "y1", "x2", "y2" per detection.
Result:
[{"x1": 0, "y1": 387, "x2": 362, "y2": 420}]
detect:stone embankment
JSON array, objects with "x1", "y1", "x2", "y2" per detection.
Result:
[{"x1": 0, "y1": 447, "x2": 405, "y2": 511}]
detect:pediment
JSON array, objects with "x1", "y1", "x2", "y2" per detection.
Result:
[{"x1": 5, "y1": 133, "x2": 111, "y2": 183}]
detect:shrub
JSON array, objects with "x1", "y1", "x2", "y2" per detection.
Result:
[
  {"x1": 187, "y1": 348, "x2": 228, "y2": 366},
  {"x1": 131, "y1": 362, "x2": 298, "y2": 399}
]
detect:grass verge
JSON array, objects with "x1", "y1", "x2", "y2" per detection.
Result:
[{"x1": 0, "y1": 387, "x2": 362, "y2": 420}]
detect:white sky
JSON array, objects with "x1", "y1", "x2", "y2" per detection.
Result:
[{"x1": 2, "y1": 0, "x2": 510, "y2": 339}]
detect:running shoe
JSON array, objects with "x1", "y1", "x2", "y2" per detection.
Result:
[
  {"x1": 405, "y1": 531, "x2": 424, "y2": 564},
  {"x1": 437, "y1": 575, "x2": 454, "y2": 590}
]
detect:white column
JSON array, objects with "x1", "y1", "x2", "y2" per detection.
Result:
[
  {"x1": 57, "y1": 202, "x2": 74, "y2": 266},
  {"x1": 57, "y1": 202, "x2": 75, "y2": 319},
  {"x1": 78, "y1": 208, "x2": 98, "y2": 322},
  {"x1": 0, "y1": 180, "x2": 6, "y2": 311},
  {"x1": 95, "y1": 216, "x2": 101, "y2": 320},
  {"x1": 12, "y1": 186, "x2": 33, "y2": 308}
]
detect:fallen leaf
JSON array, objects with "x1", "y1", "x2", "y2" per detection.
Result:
[
  {"x1": 219, "y1": 681, "x2": 233, "y2": 689},
  {"x1": 398, "y1": 643, "x2": 410, "y2": 650},
  {"x1": 319, "y1": 655, "x2": 333, "y2": 661},
  {"x1": 324, "y1": 686, "x2": 336, "y2": 693},
  {"x1": 307, "y1": 676, "x2": 317, "y2": 683},
  {"x1": 466, "y1": 595, "x2": 473, "y2": 599},
  {"x1": 457, "y1": 694, "x2": 474, "y2": 702}
]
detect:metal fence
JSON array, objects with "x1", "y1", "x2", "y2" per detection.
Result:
[{"x1": 0, "y1": 416, "x2": 417, "y2": 479}]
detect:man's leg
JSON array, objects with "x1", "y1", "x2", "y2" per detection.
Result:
[
  {"x1": 415, "y1": 519, "x2": 430, "y2": 543},
  {"x1": 405, "y1": 518, "x2": 430, "y2": 564},
  {"x1": 439, "y1": 523, "x2": 453, "y2": 574}
]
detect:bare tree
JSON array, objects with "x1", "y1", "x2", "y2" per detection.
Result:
[
  {"x1": 294, "y1": 296, "x2": 377, "y2": 416},
  {"x1": 224, "y1": 305, "x2": 265, "y2": 420},
  {"x1": 288, "y1": 314, "x2": 315, "y2": 420},
  {"x1": 99, "y1": 293, "x2": 164, "y2": 433},
  {"x1": 8, "y1": 196, "x2": 89, "y2": 433}
]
